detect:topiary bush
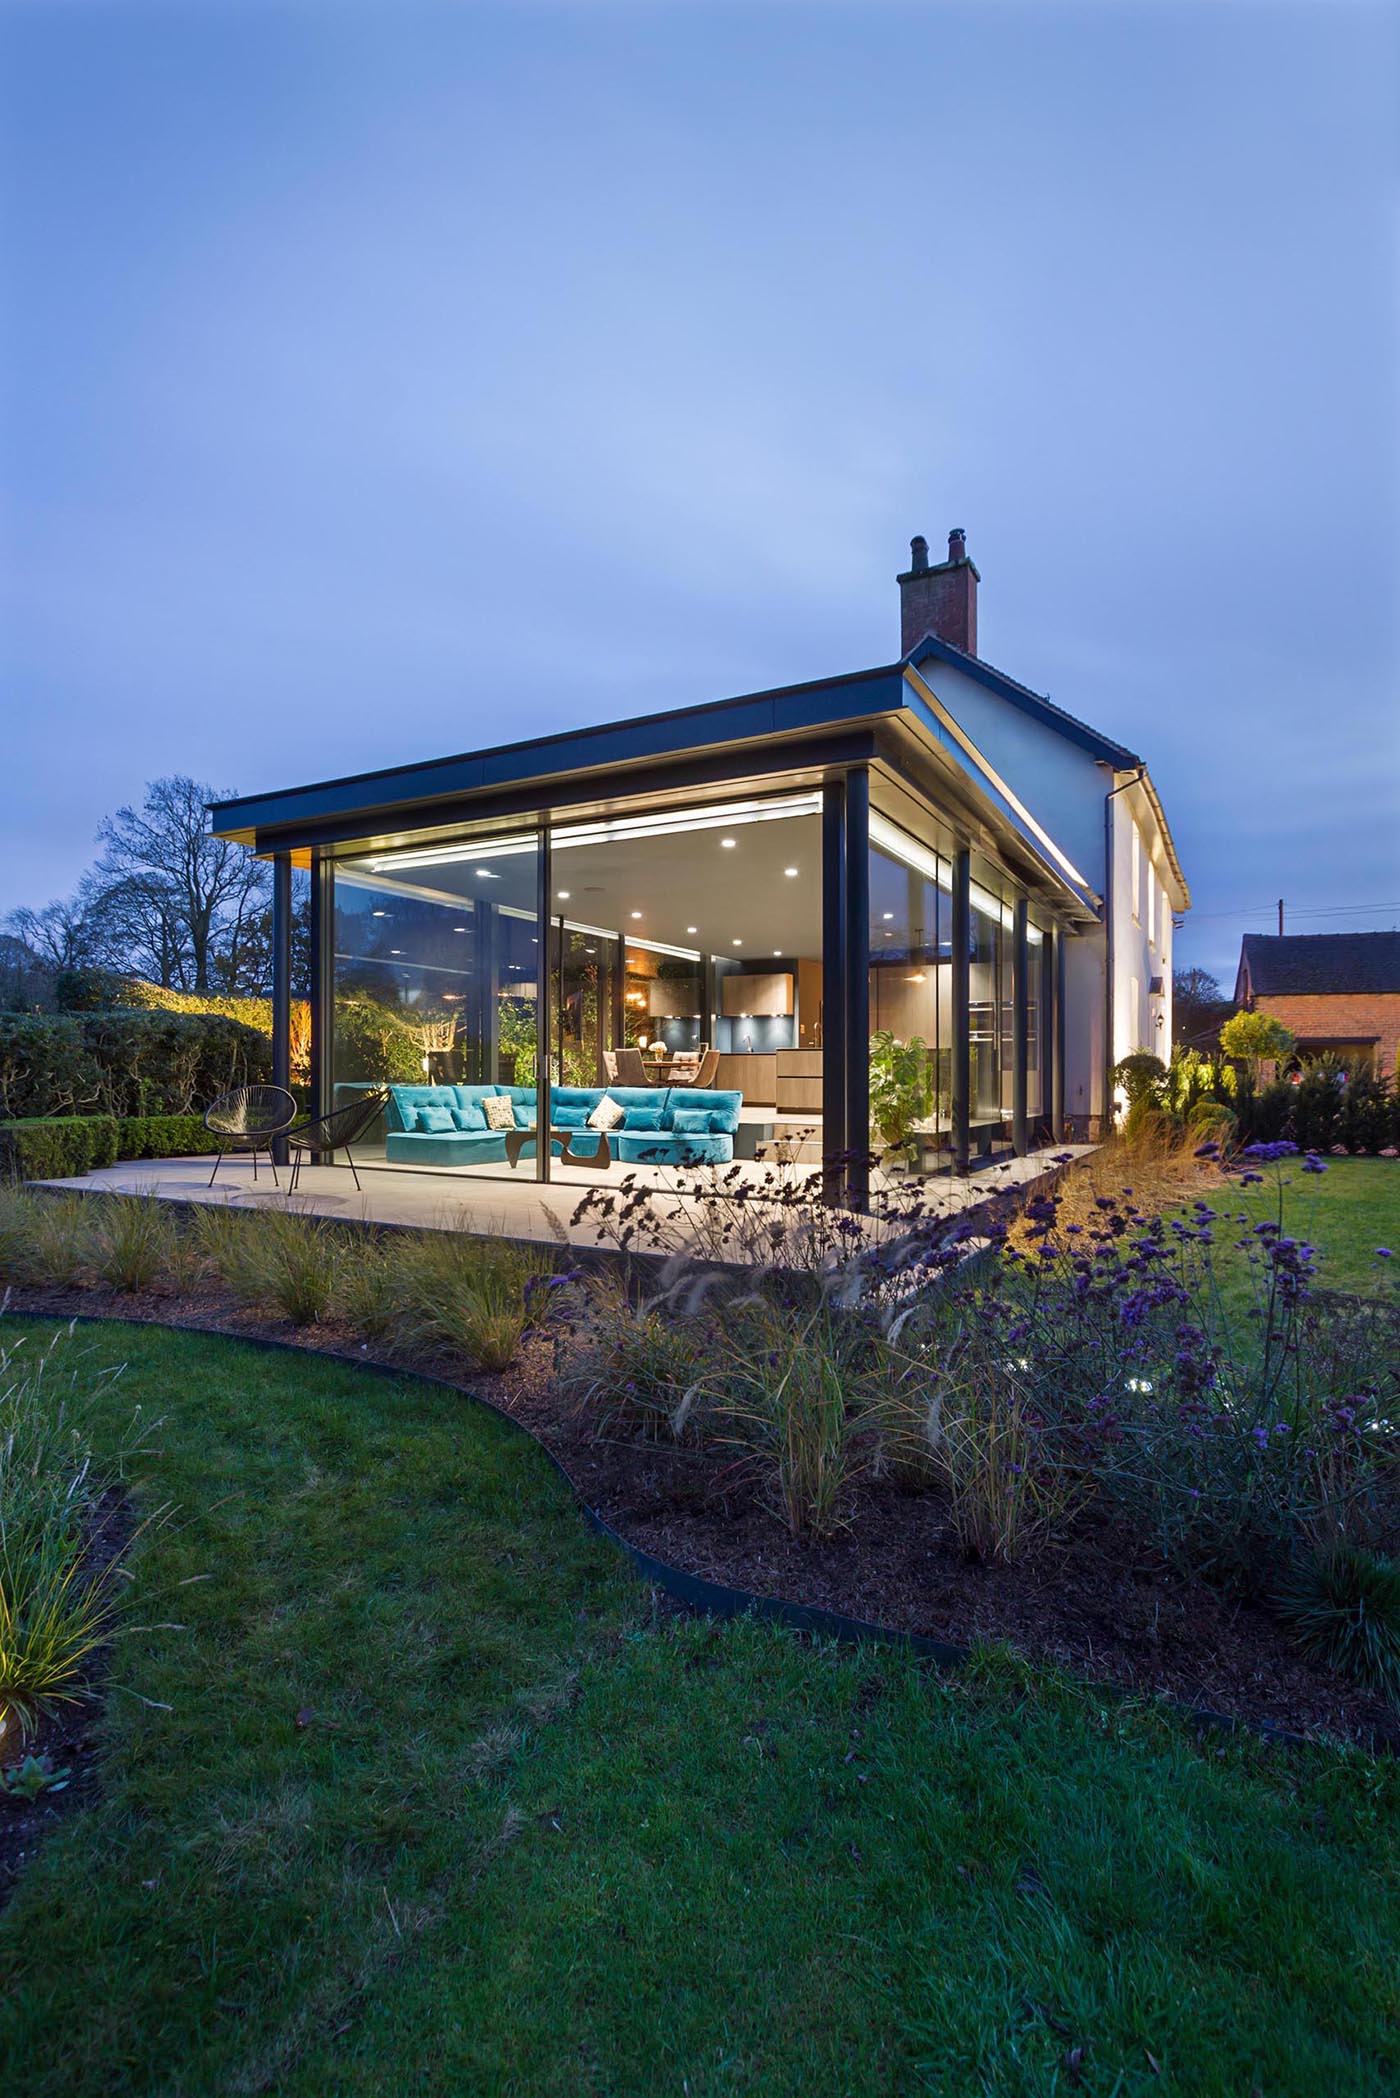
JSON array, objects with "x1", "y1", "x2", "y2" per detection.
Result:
[
  {"x1": 1338, "y1": 1068, "x2": 1393, "y2": 1157},
  {"x1": 1294, "y1": 1059, "x2": 1345, "y2": 1155}
]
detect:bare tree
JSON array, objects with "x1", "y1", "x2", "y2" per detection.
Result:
[
  {"x1": 3, "y1": 895, "x2": 96, "y2": 973},
  {"x1": 87, "y1": 776, "x2": 270, "y2": 991}
]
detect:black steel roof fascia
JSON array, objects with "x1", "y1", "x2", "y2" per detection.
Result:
[
  {"x1": 249, "y1": 727, "x2": 885, "y2": 857},
  {"x1": 210, "y1": 665, "x2": 905, "y2": 837}
]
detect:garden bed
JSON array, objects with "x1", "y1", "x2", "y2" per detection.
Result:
[{"x1": 7, "y1": 1270, "x2": 1397, "y2": 1751}]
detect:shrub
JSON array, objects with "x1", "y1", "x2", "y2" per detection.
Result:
[
  {"x1": 115, "y1": 1115, "x2": 221, "y2": 1161},
  {"x1": 1239, "y1": 1079, "x2": 1294, "y2": 1146},
  {"x1": 1294, "y1": 1060, "x2": 1345, "y2": 1154},
  {"x1": 0, "y1": 1117, "x2": 119, "y2": 1181},
  {"x1": 332, "y1": 1240, "x2": 402, "y2": 1341},
  {"x1": 1275, "y1": 1546, "x2": 1400, "y2": 1704},
  {"x1": 1219, "y1": 1008, "x2": 1297, "y2": 1081},
  {"x1": 0, "y1": 1011, "x2": 270, "y2": 1121},
  {"x1": 1338, "y1": 1069, "x2": 1393, "y2": 1157},
  {"x1": 331, "y1": 997, "x2": 424, "y2": 1085},
  {"x1": 1111, "y1": 1052, "x2": 1169, "y2": 1110}
]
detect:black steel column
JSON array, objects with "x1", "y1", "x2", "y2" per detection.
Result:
[
  {"x1": 1012, "y1": 895, "x2": 1029, "y2": 1158},
  {"x1": 951, "y1": 846, "x2": 971, "y2": 1176},
  {"x1": 535, "y1": 828, "x2": 551, "y2": 1181},
  {"x1": 270, "y1": 852, "x2": 292, "y2": 1165},
  {"x1": 1039, "y1": 924, "x2": 1055, "y2": 1145},
  {"x1": 820, "y1": 778, "x2": 848, "y2": 1203},
  {"x1": 844, "y1": 767, "x2": 870, "y2": 1210},
  {"x1": 1053, "y1": 930, "x2": 1067, "y2": 1142},
  {"x1": 308, "y1": 846, "x2": 334, "y2": 1125}
]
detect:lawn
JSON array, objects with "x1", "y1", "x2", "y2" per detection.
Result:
[{"x1": 2, "y1": 1317, "x2": 1399, "y2": 2097}]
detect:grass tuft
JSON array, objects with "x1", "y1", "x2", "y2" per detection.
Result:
[{"x1": 1275, "y1": 1544, "x2": 1400, "y2": 1704}]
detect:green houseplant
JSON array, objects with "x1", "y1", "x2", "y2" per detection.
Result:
[{"x1": 868, "y1": 1031, "x2": 932, "y2": 1155}]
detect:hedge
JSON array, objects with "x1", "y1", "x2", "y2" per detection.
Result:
[
  {"x1": 0, "y1": 1011, "x2": 271, "y2": 1121},
  {"x1": 0, "y1": 1116, "x2": 120, "y2": 1180},
  {"x1": 116, "y1": 1114, "x2": 222, "y2": 1160}
]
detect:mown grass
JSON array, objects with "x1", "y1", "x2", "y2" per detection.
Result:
[{"x1": 0, "y1": 1317, "x2": 1398, "y2": 2096}]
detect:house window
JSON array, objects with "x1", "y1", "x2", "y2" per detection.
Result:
[
  {"x1": 1146, "y1": 859, "x2": 1156, "y2": 945},
  {"x1": 1130, "y1": 823, "x2": 1141, "y2": 925}
]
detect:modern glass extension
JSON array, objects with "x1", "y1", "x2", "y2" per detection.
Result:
[{"x1": 302, "y1": 772, "x2": 1062, "y2": 1195}]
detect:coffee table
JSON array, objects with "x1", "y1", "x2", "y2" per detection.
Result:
[{"x1": 502, "y1": 1124, "x2": 612, "y2": 1171}]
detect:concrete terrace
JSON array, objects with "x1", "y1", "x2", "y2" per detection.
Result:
[{"x1": 38, "y1": 1149, "x2": 1092, "y2": 1258}]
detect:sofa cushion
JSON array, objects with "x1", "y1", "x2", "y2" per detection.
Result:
[
  {"x1": 671, "y1": 1107, "x2": 719, "y2": 1136},
  {"x1": 588, "y1": 1094, "x2": 626, "y2": 1132},
  {"x1": 551, "y1": 1104, "x2": 590, "y2": 1128},
  {"x1": 483, "y1": 1096, "x2": 516, "y2": 1131},
  {"x1": 415, "y1": 1103, "x2": 456, "y2": 1133},
  {"x1": 450, "y1": 1100, "x2": 487, "y2": 1131},
  {"x1": 384, "y1": 1129, "x2": 508, "y2": 1167},
  {"x1": 623, "y1": 1104, "x2": 665, "y2": 1132},
  {"x1": 387, "y1": 1084, "x2": 459, "y2": 1133}
]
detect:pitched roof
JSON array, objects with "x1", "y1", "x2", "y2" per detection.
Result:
[
  {"x1": 1239, "y1": 931, "x2": 1400, "y2": 999},
  {"x1": 905, "y1": 632, "x2": 1141, "y2": 768}
]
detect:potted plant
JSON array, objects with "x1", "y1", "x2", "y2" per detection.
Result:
[{"x1": 868, "y1": 1030, "x2": 931, "y2": 1162}]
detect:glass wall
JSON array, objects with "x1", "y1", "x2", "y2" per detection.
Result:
[
  {"x1": 331, "y1": 829, "x2": 541, "y2": 1167},
  {"x1": 867, "y1": 808, "x2": 955, "y2": 1165}
]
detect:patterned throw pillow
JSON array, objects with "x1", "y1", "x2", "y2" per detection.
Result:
[
  {"x1": 623, "y1": 1105, "x2": 665, "y2": 1132},
  {"x1": 587, "y1": 1094, "x2": 626, "y2": 1132},
  {"x1": 482, "y1": 1095, "x2": 516, "y2": 1131},
  {"x1": 415, "y1": 1104, "x2": 456, "y2": 1133},
  {"x1": 671, "y1": 1107, "x2": 718, "y2": 1136}
]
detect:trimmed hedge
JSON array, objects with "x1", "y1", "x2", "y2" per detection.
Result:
[
  {"x1": 0, "y1": 1116, "x2": 120, "y2": 1180},
  {"x1": 116, "y1": 1114, "x2": 222, "y2": 1160},
  {"x1": 0, "y1": 1112, "x2": 226, "y2": 1180},
  {"x1": 0, "y1": 1011, "x2": 271, "y2": 1120}
]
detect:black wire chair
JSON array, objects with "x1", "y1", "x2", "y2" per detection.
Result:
[
  {"x1": 204, "y1": 1084, "x2": 299, "y2": 1188},
  {"x1": 286, "y1": 1086, "x2": 391, "y2": 1194}
]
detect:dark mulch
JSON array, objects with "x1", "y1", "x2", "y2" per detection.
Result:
[{"x1": 7, "y1": 1279, "x2": 1399, "y2": 1753}]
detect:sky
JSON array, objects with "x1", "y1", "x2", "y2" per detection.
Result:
[{"x1": 1, "y1": 0, "x2": 1397, "y2": 987}]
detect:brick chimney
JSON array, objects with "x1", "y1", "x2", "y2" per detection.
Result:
[{"x1": 897, "y1": 527, "x2": 979, "y2": 657}]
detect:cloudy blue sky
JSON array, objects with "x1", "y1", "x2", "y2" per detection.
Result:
[{"x1": 2, "y1": 0, "x2": 1396, "y2": 984}]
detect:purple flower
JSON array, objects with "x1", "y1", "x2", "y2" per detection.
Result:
[
  {"x1": 1194, "y1": 1141, "x2": 1220, "y2": 1159},
  {"x1": 1301, "y1": 1153, "x2": 1328, "y2": 1175},
  {"x1": 1243, "y1": 1141, "x2": 1298, "y2": 1162},
  {"x1": 1377, "y1": 1248, "x2": 1394, "y2": 1260}
]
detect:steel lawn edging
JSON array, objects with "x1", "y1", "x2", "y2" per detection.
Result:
[{"x1": 12, "y1": 1305, "x2": 1370, "y2": 1762}]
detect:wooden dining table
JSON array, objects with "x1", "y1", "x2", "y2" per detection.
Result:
[{"x1": 641, "y1": 1057, "x2": 702, "y2": 1085}]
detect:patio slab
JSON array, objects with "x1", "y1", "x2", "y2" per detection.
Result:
[{"x1": 36, "y1": 1147, "x2": 1093, "y2": 1258}]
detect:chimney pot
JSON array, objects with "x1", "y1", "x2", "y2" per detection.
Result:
[
  {"x1": 948, "y1": 527, "x2": 967, "y2": 563},
  {"x1": 909, "y1": 534, "x2": 929, "y2": 573}
]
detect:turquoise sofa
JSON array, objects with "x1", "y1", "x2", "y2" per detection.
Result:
[{"x1": 383, "y1": 1083, "x2": 742, "y2": 1169}]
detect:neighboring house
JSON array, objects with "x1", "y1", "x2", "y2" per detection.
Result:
[
  {"x1": 209, "y1": 528, "x2": 1189, "y2": 1186},
  {"x1": 1234, "y1": 931, "x2": 1400, "y2": 1076}
]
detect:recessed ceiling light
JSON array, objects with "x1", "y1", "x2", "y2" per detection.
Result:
[
  {"x1": 630, "y1": 911, "x2": 642, "y2": 920},
  {"x1": 389, "y1": 949, "x2": 402, "y2": 956},
  {"x1": 372, "y1": 909, "x2": 388, "y2": 918},
  {"x1": 732, "y1": 939, "x2": 742, "y2": 947},
  {"x1": 454, "y1": 925, "x2": 467, "y2": 932},
  {"x1": 772, "y1": 949, "x2": 782, "y2": 957},
  {"x1": 557, "y1": 890, "x2": 570, "y2": 900},
  {"x1": 686, "y1": 925, "x2": 698, "y2": 934},
  {"x1": 720, "y1": 838, "x2": 737, "y2": 849},
  {"x1": 784, "y1": 867, "x2": 798, "y2": 878},
  {"x1": 883, "y1": 912, "x2": 894, "y2": 920},
  {"x1": 475, "y1": 868, "x2": 499, "y2": 880}
]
